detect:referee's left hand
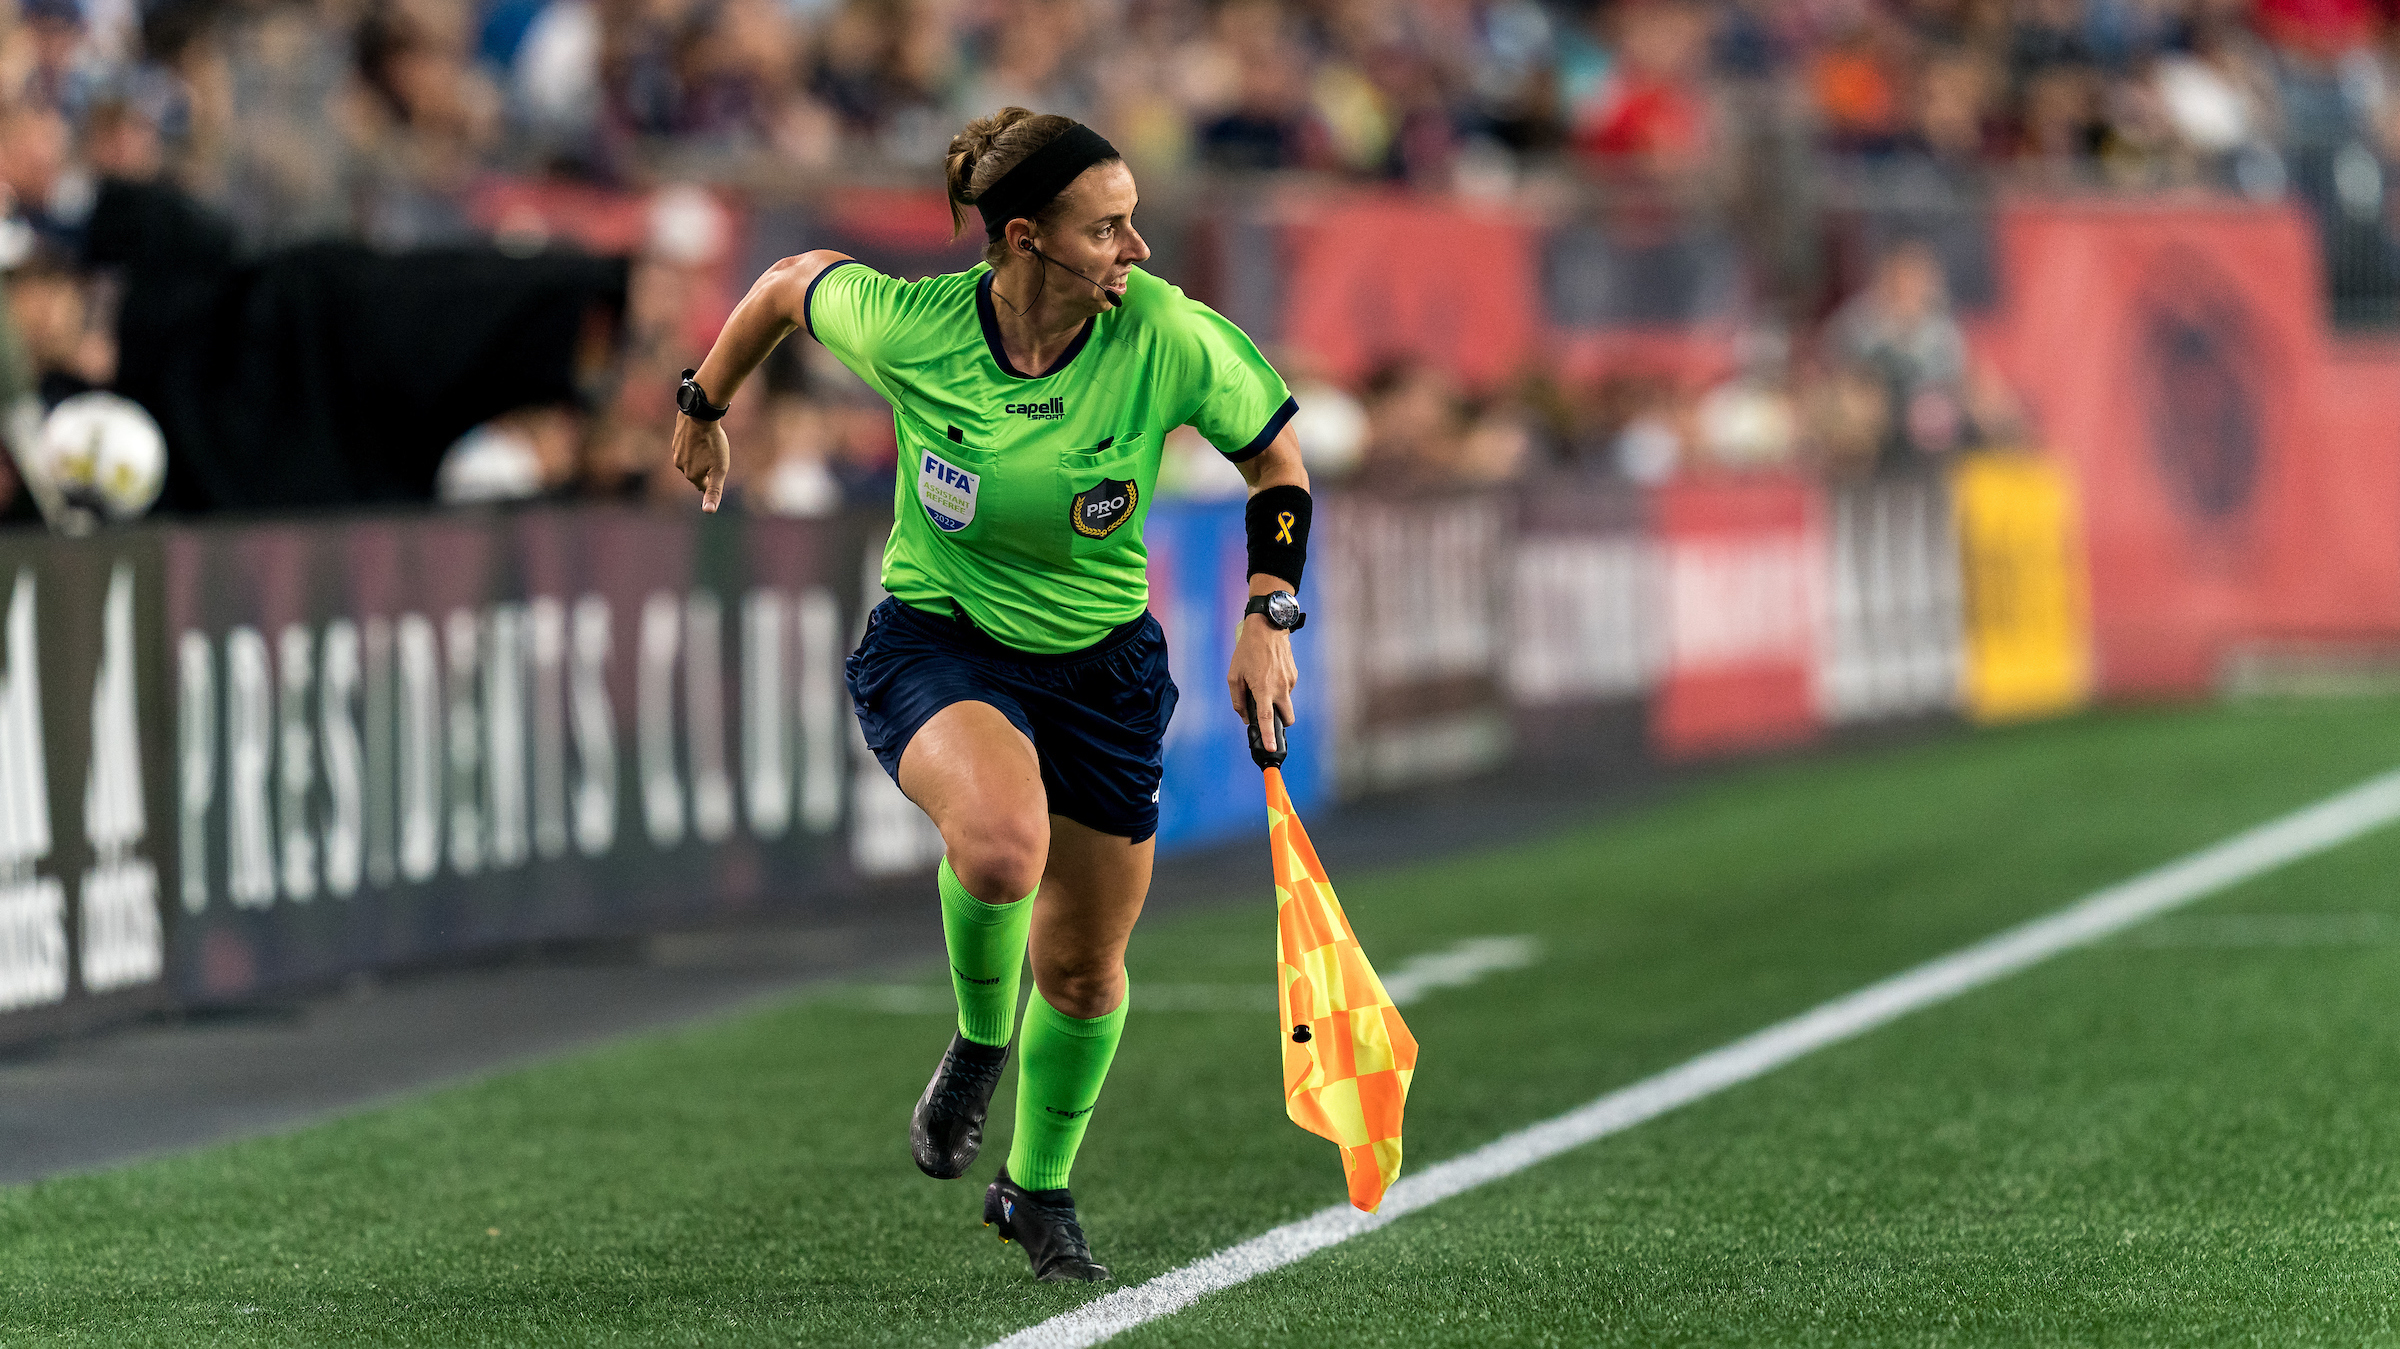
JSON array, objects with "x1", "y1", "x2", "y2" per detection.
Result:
[
  {"x1": 1228, "y1": 610, "x2": 1298, "y2": 733},
  {"x1": 672, "y1": 413, "x2": 731, "y2": 513}
]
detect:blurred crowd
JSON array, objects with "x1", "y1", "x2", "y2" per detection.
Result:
[
  {"x1": 1139, "y1": 233, "x2": 2027, "y2": 502},
  {"x1": 1, "y1": 0, "x2": 2398, "y2": 522},
  {"x1": 0, "y1": 0, "x2": 2385, "y2": 249}
]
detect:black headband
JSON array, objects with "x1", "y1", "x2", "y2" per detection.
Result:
[{"x1": 973, "y1": 124, "x2": 1120, "y2": 242}]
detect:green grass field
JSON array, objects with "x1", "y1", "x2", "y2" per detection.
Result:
[{"x1": 10, "y1": 699, "x2": 2400, "y2": 1346}]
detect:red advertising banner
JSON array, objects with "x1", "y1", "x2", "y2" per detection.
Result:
[
  {"x1": 1993, "y1": 201, "x2": 2400, "y2": 696},
  {"x1": 1650, "y1": 476, "x2": 1824, "y2": 760},
  {"x1": 2316, "y1": 334, "x2": 2400, "y2": 643},
  {"x1": 1277, "y1": 193, "x2": 1541, "y2": 392}
]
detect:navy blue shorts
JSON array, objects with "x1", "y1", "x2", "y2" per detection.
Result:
[{"x1": 845, "y1": 597, "x2": 1180, "y2": 844}]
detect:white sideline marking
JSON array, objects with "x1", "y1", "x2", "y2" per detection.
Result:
[
  {"x1": 1379, "y1": 935, "x2": 1540, "y2": 1005},
  {"x1": 2122, "y1": 912, "x2": 2399, "y2": 947},
  {"x1": 987, "y1": 767, "x2": 2400, "y2": 1349},
  {"x1": 848, "y1": 935, "x2": 1542, "y2": 1016}
]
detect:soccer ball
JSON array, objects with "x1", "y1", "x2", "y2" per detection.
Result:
[{"x1": 33, "y1": 392, "x2": 167, "y2": 526}]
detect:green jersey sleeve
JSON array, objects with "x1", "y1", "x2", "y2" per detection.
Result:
[
  {"x1": 804, "y1": 260, "x2": 909, "y2": 393},
  {"x1": 1152, "y1": 286, "x2": 1298, "y2": 463}
]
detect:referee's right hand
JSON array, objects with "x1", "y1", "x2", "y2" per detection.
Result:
[{"x1": 672, "y1": 414, "x2": 731, "y2": 513}]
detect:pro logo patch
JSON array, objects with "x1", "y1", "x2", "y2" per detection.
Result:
[{"x1": 1071, "y1": 477, "x2": 1138, "y2": 539}]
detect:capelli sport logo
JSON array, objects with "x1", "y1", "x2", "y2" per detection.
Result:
[
  {"x1": 1005, "y1": 397, "x2": 1065, "y2": 420},
  {"x1": 1071, "y1": 478, "x2": 1138, "y2": 540}
]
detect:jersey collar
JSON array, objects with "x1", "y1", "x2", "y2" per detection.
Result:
[{"x1": 976, "y1": 271, "x2": 1096, "y2": 380}]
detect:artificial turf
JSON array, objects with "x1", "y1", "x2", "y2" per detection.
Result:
[{"x1": 8, "y1": 698, "x2": 2400, "y2": 1346}]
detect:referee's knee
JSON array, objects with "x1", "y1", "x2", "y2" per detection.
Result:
[
  {"x1": 946, "y1": 817, "x2": 1048, "y2": 903},
  {"x1": 1033, "y1": 958, "x2": 1124, "y2": 1019}
]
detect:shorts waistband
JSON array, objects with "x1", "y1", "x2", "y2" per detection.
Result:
[{"x1": 887, "y1": 597, "x2": 1153, "y2": 667}]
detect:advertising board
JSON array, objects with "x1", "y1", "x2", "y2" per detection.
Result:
[
  {"x1": 0, "y1": 533, "x2": 173, "y2": 1040},
  {"x1": 1651, "y1": 477, "x2": 1825, "y2": 760}
]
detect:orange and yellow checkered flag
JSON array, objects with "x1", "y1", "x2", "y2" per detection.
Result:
[{"x1": 1266, "y1": 765, "x2": 1418, "y2": 1212}]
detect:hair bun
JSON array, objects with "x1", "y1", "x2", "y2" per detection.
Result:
[{"x1": 943, "y1": 107, "x2": 1087, "y2": 246}]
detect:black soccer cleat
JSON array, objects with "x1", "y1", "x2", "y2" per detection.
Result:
[
  {"x1": 911, "y1": 1032, "x2": 1009, "y2": 1179},
  {"x1": 983, "y1": 1170, "x2": 1110, "y2": 1283}
]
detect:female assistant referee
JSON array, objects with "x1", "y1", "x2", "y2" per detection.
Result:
[{"x1": 668, "y1": 108, "x2": 1311, "y2": 1283}]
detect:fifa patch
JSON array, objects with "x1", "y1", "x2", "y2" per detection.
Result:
[
  {"x1": 919, "y1": 448, "x2": 979, "y2": 532},
  {"x1": 1071, "y1": 477, "x2": 1137, "y2": 539}
]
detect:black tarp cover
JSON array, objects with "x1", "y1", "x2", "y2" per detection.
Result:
[{"x1": 86, "y1": 180, "x2": 628, "y2": 512}]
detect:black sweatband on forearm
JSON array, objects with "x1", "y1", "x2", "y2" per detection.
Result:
[{"x1": 1245, "y1": 485, "x2": 1312, "y2": 590}]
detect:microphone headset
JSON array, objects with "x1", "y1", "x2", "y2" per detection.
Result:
[{"x1": 1023, "y1": 239, "x2": 1123, "y2": 309}]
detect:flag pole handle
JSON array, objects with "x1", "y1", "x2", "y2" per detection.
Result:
[{"x1": 1244, "y1": 699, "x2": 1288, "y2": 770}]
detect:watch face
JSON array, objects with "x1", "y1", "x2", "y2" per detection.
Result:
[
  {"x1": 679, "y1": 378, "x2": 720, "y2": 418},
  {"x1": 1266, "y1": 592, "x2": 1300, "y2": 628}
]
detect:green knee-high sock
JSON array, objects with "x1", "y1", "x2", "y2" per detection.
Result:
[
  {"x1": 939, "y1": 857, "x2": 1035, "y2": 1047},
  {"x1": 1007, "y1": 987, "x2": 1129, "y2": 1191}
]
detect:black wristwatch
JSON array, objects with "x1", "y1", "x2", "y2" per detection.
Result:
[
  {"x1": 1244, "y1": 590, "x2": 1306, "y2": 632},
  {"x1": 677, "y1": 368, "x2": 730, "y2": 421}
]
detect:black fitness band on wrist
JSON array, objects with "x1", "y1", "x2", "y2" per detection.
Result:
[{"x1": 1245, "y1": 485, "x2": 1311, "y2": 590}]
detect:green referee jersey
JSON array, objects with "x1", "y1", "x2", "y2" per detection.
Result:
[{"x1": 805, "y1": 260, "x2": 1297, "y2": 654}]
